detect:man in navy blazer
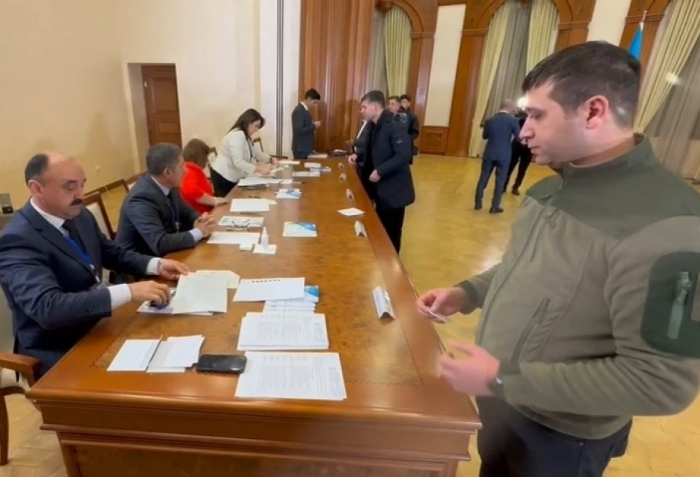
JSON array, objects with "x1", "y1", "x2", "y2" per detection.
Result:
[
  {"x1": 116, "y1": 143, "x2": 216, "y2": 257},
  {"x1": 349, "y1": 90, "x2": 415, "y2": 253},
  {"x1": 291, "y1": 88, "x2": 322, "y2": 159},
  {"x1": 475, "y1": 100, "x2": 521, "y2": 213},
  {"x1": 0, "y1": 152, "x2": 188, "y2": 376}
]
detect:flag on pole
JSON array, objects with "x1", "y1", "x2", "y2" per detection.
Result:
[{"x1": 628, "y1": 11, "x2": 646, "y2": 60}]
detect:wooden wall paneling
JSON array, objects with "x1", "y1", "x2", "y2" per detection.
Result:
[
  {"x1": 620, "y1": 0, "x2": 670, "y2": 71},
  {"x1": 553, "y1": 0, "x2": 597, "y2": 51},
  {"x1": 420, "y1": 126, "x2": 449, "y2": 154},
  {"x1": 438, "y1": 0, "x2": 467, "y2": 5},
  {"x1": 445, "y1": 0, "x2": 595, "y2": 157}
]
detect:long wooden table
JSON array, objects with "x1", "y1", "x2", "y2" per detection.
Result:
[{"x1": 28, "y1": 160, "x2": 480, "y2": 477}]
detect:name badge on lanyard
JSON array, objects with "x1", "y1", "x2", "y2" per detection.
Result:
[{"x1": 64, "y1": 236, "x2": 101, "y2": 284}]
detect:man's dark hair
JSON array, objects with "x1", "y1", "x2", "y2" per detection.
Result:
[
  {"x1": 361, "y1": 90, "x2": 386, "y2": 108},
  {"x1": 522, "y1": 41, "x2": 641, "y2": 127},
  {"x1": 399, "y1": 94, "x2": 411, "y2": 102},
  {"x1": 146, "y1": 143, "x2": 182, "y2": 176},
  {"x1": 388, "y1": 95, "x2": 401, "y2": 103},
  {"x1": 25, "y1": 153, "x2": 50, "y2": 184},
  {"x1": 305, "y1": 88, "x2": 321, "y2": 101},
  {"x1": 229, "y1": 108, "x2": 266, "y2": 138}
]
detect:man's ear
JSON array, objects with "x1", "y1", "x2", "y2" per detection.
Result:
[{"x1": 584, "y1": 95, "x2": 609, "y2": 129}]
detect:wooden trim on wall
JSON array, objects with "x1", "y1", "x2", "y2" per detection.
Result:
[
  {"x1": 437, "y1": 0, "x2": 467, "y2": 5},
  {"x1": 299, "y1": 0, "x2": 436, "y2": 150},
  {"x1": 620, "y1": 0, "x2": 671, "y2": 71},
  {"x1": 420, "y1": 126, "x2": 449, "y2": 154},
  {"x1": 444, "y1": 0, "x2": 596, "y2": 157}
]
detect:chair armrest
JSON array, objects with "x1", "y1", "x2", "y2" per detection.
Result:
[{"x1": 0, "y1": 352, "x2": 40, "y2": 386}]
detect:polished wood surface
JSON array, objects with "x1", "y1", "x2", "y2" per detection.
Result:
[
  {"x1": 420, "y1": 126, "x2": 449, "y2": 154},
  {"x1": 299, "y1": 0, "x2": 436, "y2": 151},
  {"x1": 27, "y1": 161, "x2": 478, "y2": 477},
  {"x1": 444, "y1": 0, "x2": 597, "y2": 157},
  {"x1": 620, "y1": 0, "x2": 670, "y2": 72}
]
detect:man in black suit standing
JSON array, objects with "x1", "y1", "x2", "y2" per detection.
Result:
[
  {"x1": 503, "y1": 109, "x2": 533, "y2": 195},
  {"x1": 0, "y1": 152, "x2": 187, "y2": 375},
  {"x1": 116, "y1": 143, "x2": 216, "y2": 257},
  {"x1": 291, "y1": 88, "x2": 322, "y2": 159},
  {"x1": 349, "y1": 90, "x2": 415, "y2": 253},
  {"x1": 475, "y1": 100, "x2": 521, "y2": 214}
]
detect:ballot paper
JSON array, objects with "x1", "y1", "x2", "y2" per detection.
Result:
[
  {"x1": 208, "y1": 231, "x2": 260, "y2": 245},
  {"x1": 292, "y1": 171, "x2": 320, "y2": 178},
  {"x1": 218, "y1": 216, "x2": 265, "y2": 228},
  {"x1": 263, "y1": 285, "x2": 319, "y2": 313},
  {"x1": 238, "y1": 177, "x2": 282, "y2": 187},
  {"x1": 108, "y1": 336, "x2": 204, "y2": 373},
  {"x1": 235, "y1": 352, "x2": 347, "y2": 401},
  {"x1": 275, "y1": 189, "x2": 302, "y2": 200},
  {"x1": 338, "y1": 207, "x2": 364, "y2": 216},
  {"x1": 283, "y1": 222, "x2": 317, "y2": 237},
  {"x1": 146, "y1": 335, "x2": 205, "y2": 373},
  {"x1": 237, "y1": 313, "x2": 329, "y2": 351},
  {"x1": 233, "y1": 277, "x2": 305, "y2": 302},
  {"x1": 137, "y1": 289, "x2": 212, "y2": 316},
  {"x1": 195, "y1": 270, "x2": 240, "y2": 289},
  {"x1": 304, "y1": 162, "x2": 322, "y2": 168},
  {"x1": 230, "y1": 199, "x2": 270, "y2": 213},
  {"x1": 171, "y1": 273, "x2": 228, "y2": 314}
]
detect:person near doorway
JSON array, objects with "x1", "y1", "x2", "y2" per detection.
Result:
[
  {"x1": 416, "y1": 41, "x2": 700, "y2": 477},
  {"x1": 474, "y1": 100, "x2": 520, "y2": 213},
  {"x1": 292, "y1": 88, "x2": 322, "y2": 159}
]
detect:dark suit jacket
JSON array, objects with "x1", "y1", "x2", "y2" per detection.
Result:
[
  {"x1": 291, "y1": 103, "x2": 316, "y2": 159},
  {"x1": 352, "y1": 121, "x2": 376, "y2": 200},
  {"x1": 482, "y1": 111, "x2": 521, "y2": 164},
  {"x1": 0, "y1": 203, "x2": 151, "y2": 375},
  {"x1": 363, "y1": 110, "x2": 415, "y2": 209},
  {"x1": 401, "y1": 108, "x2": 420, "y2": 156},
  {"x1": 115, "y1": 175, "x2": 200, "y2": 257}
]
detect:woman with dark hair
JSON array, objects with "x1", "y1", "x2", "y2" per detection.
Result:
[
  {"x1": 180, "y1": 138, "x2": 228, "y2": 213},
  {"x1": 210, "y1": 108, "x2": 278, "y2": 196}
]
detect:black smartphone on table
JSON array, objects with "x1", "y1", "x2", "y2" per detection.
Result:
[{"x1": 195, "y1": 354, "x2": 247, "y2": 374}]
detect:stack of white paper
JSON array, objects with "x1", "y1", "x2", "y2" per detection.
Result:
[
  {"x1": 230, "y1": 199, "x2": 270, "y2": 213},
  {"x1": 278, "y1": 159, "x2": 300, "y2": 165},
  {"x1": 107, "y1": 335, "x2": 205, "y2": 373},
  {"x1": 235, "y1": 352, "x2": 347, "y2": 401},
  {"x1": 282, "y1": 222, "x2": 317, "y2": 237},
  {"x1": 275, "y1": 189, "x2": 302, "y2": 200},
  {"x1": 208, "y1": 231, "x2": 260, "y2": 245},
  {"x1": 264, "y1": 285, "x2": 319, "y2": 313},
  {"x1": 171, "y1": 273, "x2": 228, "y2": 314},
  {"x1": 147, "y1": 335, "x2": 205, "y2": 373},
  {"x1": 292, "y1": 171, "x2": 320, "y2": 178},
  {"x1": 218, "y1": 216, "x2": 265, "y2": 228},
  {"x1": 238, "y1": 177, "x2": 282, "y2": 187},
  {"x1": 237, "y1": 313, "x2": 328, "y2": 351},
  {"x1": 304, "y1": 162, "x2": 322, "y2": 168},
  {"x1": 233, "y1": 277, "x2": 305, "y2": 302}
]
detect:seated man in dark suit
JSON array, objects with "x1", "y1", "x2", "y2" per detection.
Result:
[
  {"x1": 0, "y1": 152, "x2": 187, "y2": 376},
  {"x1": 291, "y1": 88, "x2": 321, "y2": 159},
  {"x1": 116, "y1": 143, "x2": 216, "y2": 257},
  {"x1": 475, "y1": 100, "x2": 521, "y2": 213}
]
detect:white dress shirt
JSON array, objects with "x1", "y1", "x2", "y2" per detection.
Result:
[
  {"x1": 30, "y1": 199, "x2": 160, "y2": 309},
  {"x1": 150, "y1": 176, "x2": 203, "y2": 243}
]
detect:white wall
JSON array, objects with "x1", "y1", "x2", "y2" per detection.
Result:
[
  {"x1": 424, "y1": 4, "x2": 466, "y2": 127},
  {"x1": 0, "y1": 0, "x2": 135, "y2": 205},
  {"x1": 587, "y1": 0, "x2": 631, "y2": 45}
]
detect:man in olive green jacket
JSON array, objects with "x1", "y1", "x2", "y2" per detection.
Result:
[{"x1": 417, "y1": 41, "x2": 700, "y2": 477}]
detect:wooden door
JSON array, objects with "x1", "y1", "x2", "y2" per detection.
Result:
[{"x1": 142, "y1": 65, "x2": 182, "y2": 147}]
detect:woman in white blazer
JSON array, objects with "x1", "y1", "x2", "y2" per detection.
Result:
[{"x1": 210, "y1": 108, "x2": 278, "y2": 196}]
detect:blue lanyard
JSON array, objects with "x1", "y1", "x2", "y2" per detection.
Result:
[{"x1": 63, "y1": 236, "x2": 100, "y2": 283}]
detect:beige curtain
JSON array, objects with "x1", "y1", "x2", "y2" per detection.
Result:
[
  {"x1": 367, "y1": 9, "x2": 389, "y2": 95},
  {"x1": 646, "y1": 35, "x2": 700, "y2": 178},
  {"x1": 526, "y1": 0, "x2": 559, "y2": 72},
  {"x1": 484, "y1": 1, "x2": 531, "y2": 119},
  {"x1": 468, "y1": 4, "x2": 510, "y2": 157},
  {"x1": 384, "y1": 7, "x2": 412, "y2": 96},
  {"x1": 634, "y1": 0, "x2": 700, "y2": 131}
]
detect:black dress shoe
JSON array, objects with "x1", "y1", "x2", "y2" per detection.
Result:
[
  {"x1": 475, "y1": 204, "x2": 483, "y2": 210},
  {"x1": 512, "y1": 188, "x2": 520, "y2": 195},
  {"x1": 489, "y1": 207, "x2": 504, "y2": 214}
]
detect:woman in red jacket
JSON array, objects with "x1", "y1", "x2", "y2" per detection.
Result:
[{"x1": 180, "y1": 138, "x2": 228, "y2": 213}]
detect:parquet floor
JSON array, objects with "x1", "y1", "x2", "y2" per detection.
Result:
[{"x1": 3, "y1": 155, "x2": 699, "y2": 477}]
